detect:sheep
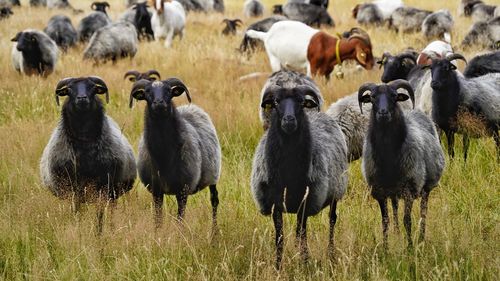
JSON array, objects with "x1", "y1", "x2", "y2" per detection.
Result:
[
  {"x1": 11, "y1": 29, "x2": 58, "y2": 77},
  {"x1": 221, "y1": 19, "x2": 242, "y2": 36},
  {"x1": 0, "y1": 6, "x2": 13, "y2": 19},
  {"x1": 416, "y1": 40, "x2": 453, "y2": 65},
  {"x1": 125, "y1": 0, "x2": 138, "y2": 7},
  {"x1": 389, "y1": 6, "x2": 432, "y2": 33},
  {"x1": 40, "y1": 77, "x2": 136, "y2": 234},
  {"x1": 464, "y1": 0, "x2": 497, "y2": 23},
  {"x1": 463, "y1": 51, "x2": 500, "y2": 78},
  {"x1": 422, "y1": 9, "x2": 454, "y2": 43},
  {"x1": 124, "y1": 69, "x2": 161, "y2": 82},
  {"x1": 120, "y1": 2, "x2": 154, "y2": 41},
  {"x1": 245, "y1": 21, "x2": 374, "y2": 78},
  {"x1": 358, "y1": 79, "x2": 445, "y2": 249},
  {"x1": 151, "y1": 0, "x2": 186, "y2": 48},
  {"x1": 91, "y1": 1, "x2": 110, "y2": 15},
  {"x1": 77, "y1": 9, "x2": 111, "y2": 42},
  {"x1": 372, "y1": 0, "x2": 403, "y2": 19},
  {"x1": 251, "y1": 70, "x2": 348, "y2": 268},
  {"x1": 83, "y1": 22, "x2": 138, "y2": 64},
  {"x1": 213, "y1": 0, "x2": 224, "y2": 12},
  {"x1": 44, "y1": 15, "x2": 77, "y2": 52},
  {"x1": 352, "y1": 3, "x2": 384, "y2": 26},
  {"x1": 243, "y1": 0, "x2": 264, "y2": 18},
  {"x1": 129, "y1": 77, "x2": 222, "y2": 230},
  {"x1": 30, "y1": 0, "x2": 46, "y2": 6},
  {"x1": 428, "y1": 54, "x2": 500, "y2": 161},
  {"x1": 238, "y1": 15, "x2": 287, "y2": 55},
  {"x1": 462, "y1": 17, "x2": 500, "y2": 50},
  {"x1": 0, "y1": 0, "x2": 20, "y2": 7},
  {"x1": 281, "y1": 2, "x2": 334, "y2": 27}
]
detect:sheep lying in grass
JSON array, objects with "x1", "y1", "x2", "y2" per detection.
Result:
[{"x1": 358, "y1": 80, "x2": 445, "y2": 249}]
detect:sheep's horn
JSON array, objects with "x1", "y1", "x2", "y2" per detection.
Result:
[
  {"x1": 55, "y1": 77, "x2": 75, "y2": 106},
  {"x1": 389, "y1": 79, "x2": 415, "y2": 109},
  {"x1": 234, "y1": 19, "x2": 243, "y2": 25},
  {"x1": 165, "y1": 78, "x2": 191, "y2": 103},
  {"x1": 357, "y1": 83, "x2": 376, "y2": 114},
  {"x1": 398, "y1": 53, "x2": 417, "y2": 65},
  {"x1": 88, "y1": 76, "x2": 109, "y2": 104},
  {"x1": 446, "y1": 53, "x2": 467, "y2": 65},
  {"x1": 146, "y1": 70, "x2": 161, "y2": 81},
  {"x1": 91, "y1": 2, "x2": 97, "y2": 9},
  {"x1": 130, "y1": 79, "x2": 151, "y2": 108},
  {"x1": 103, "y1": 1, "x2": 110, "y2": 8},
  {"x1": 124, "y1": 70, "x2": 140, "y2": 82}
]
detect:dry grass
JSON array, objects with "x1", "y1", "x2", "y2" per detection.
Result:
[{"x1": 0, "y1": 0, "x2": 499, "y2": 280}]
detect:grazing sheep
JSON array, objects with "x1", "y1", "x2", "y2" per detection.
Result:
[
  {"x1": 282, "y1": 2, "x2": 334, "y2": 27},
  {"x1": 221, "y1": 19, "x2": 242, "y2": 36},
  {"x1": 463, "y1": 51, "x2": 500, "y2": 78},
  {"x1": 243, "y1": 0, "x2": 264, "y2": 18},
  {"x1": 464, "y1": 0, "x2": 497, "y2": 23},
  {"x1": 151, "y1": 0, "x2": 186, "y2": 48},
  {"x1": 83, "y1": 22, "x2": 138, "y2": 63},
  {"x1": 44, "y1": 15, "x2": 77, "y2": 52},
  {"x1": 389, "y1": 6, "x2": 432, "y2": 33},
  {"x1": 129, "y1": 78, "x2": 222, "y2": 230},
  {"x1": 251, "y1": 70, "x2": 348, "y2": 268},
  {"x1": 0, "y1": 7, "x2": 13, "y2": 19},
  {"x1": 428, "y1": 54, "x2": 500, "y2": 161},
  {"x1": 77, "y1": 10, "x2": 111, "y2": 42},
  {"x1": 372, "y1": 0, "x2": 403, "y2": 19},
  {"x1": 11, "y1": 29, "x2": 58, "y2": 77},
  {"x1": 124, "y1": 69, "x2": 161, "y2": 82},
  {"x1": 352, "y1": 3, "x2": 384, "y2": 26},
  {"x1": 358, "y1": 80, "x2": 445, "y2": 249},
  {"x1": 239, "y1": 15, "x2": 287, "y2": 55},
  {"x1": 462, "y1": 17, "x2": 500, "y2": 50},
  {"x1": 120, "y1": 2, "x2": 154, "y2": 41},
  {"x1": 40, "y1": 76, "x2": 136, "y2": 234},
  {"x1": 91, "y1": 1, "x2": 110, "y2": 15},
  {"x1": 422, "y1": 9, "x2": 454, "y2": 42}
]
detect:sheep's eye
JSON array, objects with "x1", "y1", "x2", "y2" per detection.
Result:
[{"x1": 30, "y1": 37, "x2": 36, "y2": 42}]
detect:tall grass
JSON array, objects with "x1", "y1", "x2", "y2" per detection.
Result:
[{"x1": 0, "y1": 0, "x2": 498, "y2": 280}]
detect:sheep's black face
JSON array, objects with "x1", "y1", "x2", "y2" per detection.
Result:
[
  {"x1": 380, "y1": 56, "x2": 414, "y2": 83},
  {"x1": 358, "y1": 83, "x2": 413, "y2": 122},
  {"x1": 130, "y1": 78, "x2": 191, "y2": 111},
  {"x1": 370, "y1": 87, "x2": 399, "y2": 122},
  {"x1": 55, "y1": 77, "x2": 109, "y2": 110},
  {"x1": 429, "y1": 60, "x2": 456, "y2": 90},
  {"x1": 12, "y1": 32, "x2": 38, "y2": 52}
]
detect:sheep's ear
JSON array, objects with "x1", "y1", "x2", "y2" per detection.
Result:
[
  {"x1": 130, "y1": 79, "x2": 150, "y2": 108},
  {"x1": 55, "y1": 77, "x2": 75, "y2": 106},
  {"x1": 303, "y1": 95, "x2": 319, "y2": 108},
  {"x1": 11, "y1": 32, "x2": 21, "y2": 42},
  {"x1": 88, "y1": 76, "x2": 109, "y2": 103},
  {"x1": 166, "y1": 78, "x2": 191, "y2": 103}
]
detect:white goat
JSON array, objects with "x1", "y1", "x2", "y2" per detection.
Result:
[{"x1": 151, "y1": 0, "x2": 186, "y2": 48}]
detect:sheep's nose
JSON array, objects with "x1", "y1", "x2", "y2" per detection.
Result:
[
  {"x1": 379, "y1": 109, "x2": 388, "y2": 115},
  {"x1": 283, "y1": 115, "x2": 296, "y2": 123}
]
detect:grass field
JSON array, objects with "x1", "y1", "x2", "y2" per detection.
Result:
[{"x1": 0, "y1": 0, "x2": 499, "y2": 280}]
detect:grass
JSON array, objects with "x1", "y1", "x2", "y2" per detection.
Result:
[{"x1": 0, "y1": 0, "x2": 499, "y2": 280}]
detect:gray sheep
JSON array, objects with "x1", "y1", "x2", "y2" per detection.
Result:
[
  {"x1": 243, "y1": 0, "x2": 264, "y2": 18},
  {"x1": 422, "y1": 9, "x2": 454, "y2": 42},
  {"x1": 40, "y1": 76, "x2": 136, "y2": 234},
  {"x1": 463, "y1": 51, "x2": 500, "y2": 78},
  {"x1": 129, "y1": 78, "x2": 222, "y2": 230},
  {"x1": 464, "y1": 0, "x2": 497, "y2": 23},
  {"x1": 44, "y1": 15, "x2": 77, "y2": 52},
  {"x1": 462, "y1": 17, "x2": 500, "y2": 50},
  {"x1": 83, "y1": 22, "x2": 138, "y2": 64},
  {"x1": 251, "y1": 70, "x2": 348, "y2": 268},
  {"x1": 281, "y1": 2, "x2": 334, "y2": 27},
  {"x1": 358, "y1": 80, "x2": 445, "y2": 249},
  {"x1": 352, "y1": 3, "x2": 384, "y2": 26},
  {"x1": 11, "y1": 29, "x2": 58, "y2": 77},
  {"x1": 389, "y1": 6, "x2": 432, "y2": 33},
  {"x1": 0, "y1": 0, "x2": 20, "y2": 7},
  {"x1": 77, "y1": 6, "x2": 111, "y2": 42}
]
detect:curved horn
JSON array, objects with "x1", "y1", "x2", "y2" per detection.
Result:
[
  {"x1": 348, "y1": 34, "x2": 371, "y2": 47},
  {"x1": 398, "y1": 52, "x2": 417, "y2": 65},
  {"x1": 145, "y1": 70, "x2": 161, "y2": 81},
  {"x1": 165, "y1": 78, "x2": 191, "y2": 103},
  {"x1": 129, "y1": 79, "x2": 151, "y2": 108},
  {"x1": 55, "y1": 77, "x2": 75, "y2": 106},
  {"x1": 389, "y1": 79, "x2": 415, "y2": 109},
  {"x1": 88, "y1": 76, "x2": 109, "y2": 104},
  {"x1": 124, "y1": 70, "x2": 140, "y2": 82},
  {"x1": 103, "y1": 1, "x2": 110, "y2": 8},
  {"x1": 357, "y1": 83, "x2": 376, "y2": 114},
  {"x1": 91, "y1": 2, "x2": 97, "y2": 9},
  {"x1": 234, "y1": 19, "x2": 243, "y2": 25},
  {"x1": 446, "y1": 53, "x2": 467, "y2": 65},
  {"x1": 222, "y1": 18, "x2": 229, "y2": 24}
]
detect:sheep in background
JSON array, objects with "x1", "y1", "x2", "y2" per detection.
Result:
[
  {"x1": 428, "y1": 54, "x2": 500, "y2": 161},
  {"x1": 40, "y1": 76, "x2": 136, "y2": 234},
  {"x1": 416, "y1": 40, "x2": 453, "y2": 65},
  {"x1": 119, "y1": 2, "x2": 154, "y2": 41},
  {"x1": 0, "y1": 0, "x2": 20, "y2": 7},
  {"x1": 358, "y1": 80, "x2": 445, "y2": 249},
  {"x1": 124, "y1": 69, "x2": 161, "y2": 82},
  {"x1": 129, "y1": 78, "x2": 221, "y2": 230},
  {"x1": 44, "y1": 15, "x2": 77, "y2": 52},
  {"x1": 422, "y1": 9, "x2": 454, "y2": 43},
  {"x1": 281, "y1": 2, "x2": 334, "y2": 27},
  {"x1": 83, "y1": 22, "x2": 138, "y2": 64},
  {"x1": 0, "y1": 7, "x2": 13, "y2": 19},
  {"x1": 464, "y1": 0, "x2": 497, "y2": 23},
  {"x1": 77, "y1": 7, "x2": 111, "y2": 42},
  {"x1": 372, "y1": 0, "x2": 403, "y2": 19},
  {"x1": 389, "y1": 6, "x2": 432, "y2": 33},
  {"x1": 125, "y1": 0, "x2": 138, "y2": 7},
  {"x1": 151, "y1": 0, "x2": 186, "y2": 48},
  {"x1": 91, "y1": 1, "x2": 110, "y2": 15},
  {"x1": 462, "y1": 17, "x2": 500, "y2": 50},
  {"x1": 463, "y1": 51, "x2": 500, "y2": 78},
  {"x1": 11, "y1": 29, "x2": 58, "y2": 77},
  {"x1": 239, "y1": 15, "x2": 287, "y2": 55},
  {"x1": 251, "y1": 70, "x2": 348, "y2": 268},
  {"x1": 30, "y1": 0, "x2": 46, "y2": 6},
  {"x1": 244, "y1": 0, "x2": 264, "y2": 18},
  {"x1": 352, "y1": 3, "x2": 384, "y2": 26},
  {"x1": 221, "y1": 19, "x2": 242, "y2": 36}
]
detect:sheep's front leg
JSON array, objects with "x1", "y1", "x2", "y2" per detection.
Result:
[
  {"x1": 391, "y1": 197, "x2": 399, "y2": 233},
  {"x1": 153, "y1": 190, "x2": 164, "y2": 229},
  {"x1": 96, "y1": 191, "x2": 106, "y2": 236},
  {"x1": 296, "y1": 206, "x2": 309, "y2": 263},
  {"x1": 463, "y1": 134, "x2": 470, "y2": 162},
  {"x1": 377, "y1": 198, "x2": 389, "y2": 250},
  {"x1": 209, "y1": 185, "x2": 219, "y2": 237},
  {"x1": 493, "y1": 130, "x2": 499, "y2": 162},
  {"x1": 176, "y1": 186, "x2": 188, "y2": 221},
  {"x1": 445, "y1": 130, "x2": 455, "y2": 158},
  {"x1": 419, "y1": 190, "x2": 429, "y2": 242},
  {"x1": 403, "y1": 197, "x2": 414, "y2": 249},
  {"x1": 272, "y1": 207, "x2": 284, "y2": 270},
  {"x1": 327, "y1": 200, "x2": 338, "y2": 259}
]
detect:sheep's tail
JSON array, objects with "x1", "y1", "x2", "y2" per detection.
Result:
[
  {"x1": 443, "y1": 32, "x2": 451, "y2": 44},
  {"x1": 245, "y1": 30, "x2": 268, "y2": 42}
]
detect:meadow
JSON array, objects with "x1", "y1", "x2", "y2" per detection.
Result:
[{"x1": 0, "y1": 0, "x2": 499, "y2": 280}]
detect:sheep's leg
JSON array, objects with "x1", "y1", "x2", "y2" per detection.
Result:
[
  {"x1": 209, "y1": 185, "x2": 219, "y2": 236},
  {"x1": 176, "y1": 191, "x2": 188, "y2": 221},
  {"x1": 327, "y1": 200, "x2": 338, "y2": 259},
  {"x1": 419, "y1": 190, "x2": 429, "y2": 242},
  {"x1": 272, "y1": 207, "x2": 284, "y2": 270},
  {"x1": 445, "y1": 130, "x2": 455, "y2": 158},
  {"x1": 463, "y1": 134, "x2": 470, "y2": 163},
  {"x1": 96, "y1": 192, "x2": 105, "y2": 236},
  {"x1": 493, "y1": 130, "x2": 499, "y2": 162},
  {"x1": 153, "y1": 191, "x2": 164, "y2": 229},
  {"x1": 295, "y1": 207, "x2": 309, "y2": 263},
  {"x1": 391, "y1": 197, "x2": 399, "y2": 233},
  {"x1": 377, "y1": 198, "x2": 389, "y2": 250},
  {"x1": 403, "y1": 197, "x2": 414, "y2": 249}
]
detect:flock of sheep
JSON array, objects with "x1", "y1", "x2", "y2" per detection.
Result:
[{"x1": 1, "y1": 0, "x2": 500, "y2": 270}]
